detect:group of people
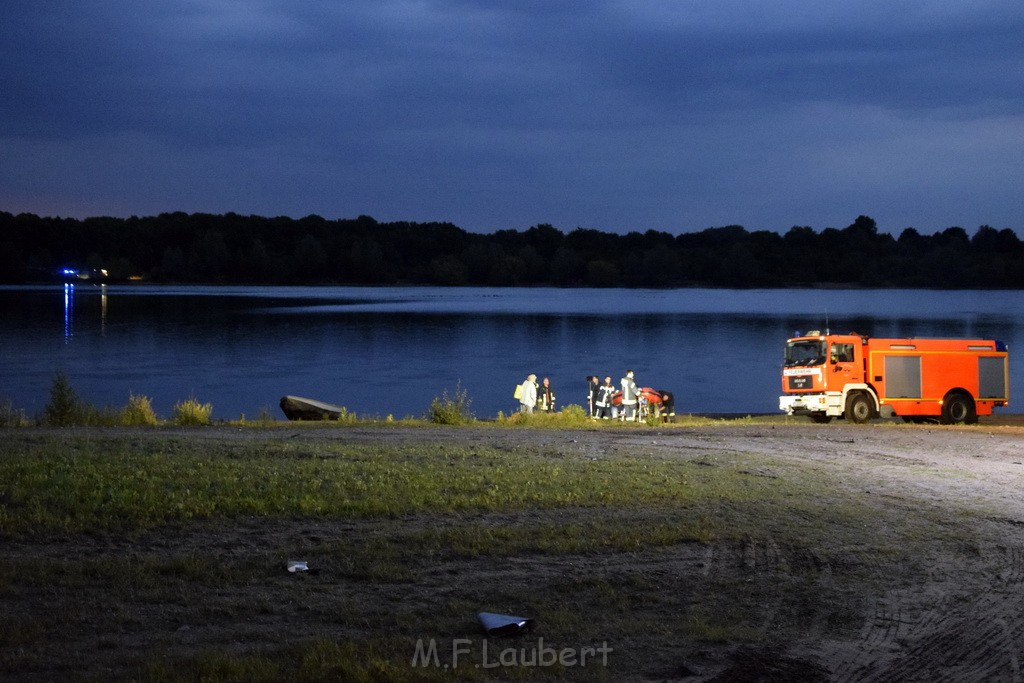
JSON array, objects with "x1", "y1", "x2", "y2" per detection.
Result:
[
  {"x1": 515, "y1": 373, "x2": 557, "y2": 414},
  {"x1": 588, "y1": 370, "x2": 644, "y2": 420},
  {"x1": 517, "y1": 369, "x2": 675, "y2": 421}
]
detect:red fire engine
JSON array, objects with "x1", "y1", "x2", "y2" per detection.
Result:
[{"x1": 780, "y1": 332, "x2": 1009, "y2": 424}]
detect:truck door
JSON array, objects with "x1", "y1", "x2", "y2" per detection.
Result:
[{"x1": 829, "y1": 341, "x2": 858, "y2": 389}]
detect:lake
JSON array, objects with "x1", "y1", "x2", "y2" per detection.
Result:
[{"x1": 0, "y1": 285, "x2": 1020, "y2": 420}]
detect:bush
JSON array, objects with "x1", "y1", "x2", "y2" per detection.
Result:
[
  {"x1": 0, "y1": 399, "x2": 28, "y2": 427},
  {"x1": 38, "y1": 373, "x2": 125, "y2": 426},
  {"x1": 333, "y1": 406, "x2": 357, "y2": 424},
  {"x1": 170, "y1": 397, "x2": 213, "y2": 426},
  {"x1": 427, "y1": 383, "x2": 474, "y2": 425},
  {"x1": 40, "y1": 372, "x2": 87, "y2": 426},
  {"x1": 557, "y1": 404, "x2": 590, "y2": 424},
  {"x1": 499, "y1": 403, "x2": 593, "y2": 427},
  {"x1": 121, "y1": 394, "x2": 159, "y2": 426}
]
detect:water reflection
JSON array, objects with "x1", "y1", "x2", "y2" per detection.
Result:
[
  {"x1": 101, "y1": 284, "x2": 107, "y2": 334},
  {"x1": 63, "y1": 283, "x2": 73, "y2": 340},
  {"x1": 2, "y1": 285, "x2": 1022, "y2": 419},
  {"x1": 61, "y1": 283, "x2": 108, "y2": 340}
]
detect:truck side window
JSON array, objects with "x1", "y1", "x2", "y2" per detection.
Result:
[{"x1": 832, "y1": 343, "x2": 854, "y2": 363}]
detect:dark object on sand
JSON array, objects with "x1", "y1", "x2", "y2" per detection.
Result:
[
  {"x1": 477, "y1": 612, "x2": 535, "y2": 637},
  {"x1": 279, "y1": 395, "x2": 344, "y2": 421}
]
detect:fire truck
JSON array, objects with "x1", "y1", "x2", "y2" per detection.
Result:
[{"x1": 779, "y1": 332, "x2": 1009, "y2": 424}]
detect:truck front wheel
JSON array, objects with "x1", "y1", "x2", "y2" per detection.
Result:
[
  {"x1": 941, "y1": 392, "x2": 977, "y2": 425},
  {"x1": 845, "y1": 392, "x2": 873, "y2": 424}
]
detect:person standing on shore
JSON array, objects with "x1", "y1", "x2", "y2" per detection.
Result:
[
  {"x1": 587, "y1": 375, "x2": 600, "y2": 418},
  {"x1": 519, "y1": 373, "x2": 538, "y2": 414},
  {"x1": 596, "y1": 375, "x2": 615, "y2": 419},
  {"x1": 538, "y1": 377, "x2": 556, "y2": 413},
  {"x1": 620, "y1": 369, "x2": 639, "y2": 420}
]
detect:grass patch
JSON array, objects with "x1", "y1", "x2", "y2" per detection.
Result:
[
  {"x1": 0, "y1": 426, "x2": 999, "y2": 681},
  {"x1": 0, "y1": 434, "x2": 879, "y2": 543}
]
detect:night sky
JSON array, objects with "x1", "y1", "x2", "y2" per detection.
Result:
[{"x1": 2, "y1": 1, "x2": 1022, "y2": 235}]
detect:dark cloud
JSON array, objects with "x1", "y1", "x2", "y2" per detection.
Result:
[{"x1": 1, "y1": 0, "x2": 1022, "y2": 233}]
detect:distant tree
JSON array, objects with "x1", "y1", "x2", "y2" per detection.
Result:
[
  {"x1": 550, "y1": 247, "x2": 586, "y2": 286},
  {"x1": 429, "y1": 255, "x2": 468, "y2": 285},
  {"x1": 517, "y1": 245, "x2": 547, "y2": 283},
  {"x1": 188, "y1": 231, "x2": 231, "y2": 281},
  {"x1": 6, "y1": 209, "x2": 1024, "y2": 288},
  {"x1": 639, "y1": 248, "x2": 682, "y2": 287},
  {"x1": 348, "y1": 239, "x2": 386, "y2": 283},
  {"x1": 160, "y1": 246, "x2": 186, "y2": 281},
  {"x1": 488, "y1": 254, "x2": 527, "y2": 286},
  {"x1": 585, "y1": 259, "x2": 620, "y2": 287},
  {"x1": 936, "y1": 226, "x2": 970, "y2": 248},
  {"x1": 241, "y1": 239, "x2": 275, "y2": 282},
  {"x1": 461, "y1": 243, "x2": 496, "y2": 284},
  {"x1": 524, "y1": 223, "x2": 564, "y2": 258},
  {"x1": 845, "y1": 215, "x2": 878, "y2": 237},
  {"x1": 293, "y1": 234, "x2": 328, "y2": 280},
  {"x1": 971, "y1": 225, "x2": 1000, "y2": 251}
]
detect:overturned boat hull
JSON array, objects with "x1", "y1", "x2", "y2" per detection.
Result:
[{"x1": 279, "y1": 395, "x2": 344, "y2": 421}]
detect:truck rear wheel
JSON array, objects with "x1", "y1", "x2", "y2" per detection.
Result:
[
  {"x1": 941, "y1": 392, "x2": 977, "y2": 425},
  {"x1": 845, "y1": 392, "x2": 873, "y2": 424}
]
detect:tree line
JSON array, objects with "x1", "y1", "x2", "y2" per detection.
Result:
[{"x1": 2, "y1": 211, "x2": 1022, "y2": 288}]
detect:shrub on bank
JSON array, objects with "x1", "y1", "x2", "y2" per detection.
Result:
[
  {"x1": 427, "y1": 383, "x2": 474, "y2": 425},
  {"x1": 171, "y1": 397, "x2": 213, "y2": 426},
  {"x1": 40, "y1": 371, "x2": 86, "y2": 426},
  {"x1": 121, "y1": 394, "x2": 159, "y2": 426},
  {"x1": 0, "y1": 399, "x2": 29, "y2": 427},
  {"x1": 500, "y1": 403, "x2": 593, "y2": 427}
]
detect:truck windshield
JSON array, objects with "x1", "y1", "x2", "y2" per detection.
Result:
[{"x1": 785, "y1": 340, "x2": 826, "y2": 367}]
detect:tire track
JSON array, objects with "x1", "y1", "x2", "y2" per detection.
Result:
[{"x1": 831, "y1": 543, "x2": 1024, "y2": 682}]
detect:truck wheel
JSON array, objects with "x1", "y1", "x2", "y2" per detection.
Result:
[
  {"x1": 941, "y1": 393, "x2": 977, "y2": 425},
  {"x1": 809, "y1": 414, "x2": 832, "y2": 424},
  {"x1": 845, "y1": 393, "x2": 873, "y2": 424}
]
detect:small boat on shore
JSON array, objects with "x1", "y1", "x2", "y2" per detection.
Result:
[{"x1": 279, "y1": 395, "x2": 345, "y2": 421}]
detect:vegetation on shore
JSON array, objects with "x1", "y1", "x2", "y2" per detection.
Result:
[
  {"x1": 4, "y1": 210, "x2": 1022, "y2": 288},
  {"x1": 2, "y1": 373, "x2": 775, "y2": 429},
  {"x1": 0, "y1": 426, "x2": 971, "y2": 681}
]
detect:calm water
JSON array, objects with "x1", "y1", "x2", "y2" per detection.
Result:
[{"x1": 1, "y1": 285, "x2": 1020, "y2": 419}]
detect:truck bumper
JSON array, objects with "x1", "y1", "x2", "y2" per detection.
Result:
[{"x1": 779, "y1": 393, "x2": 844, "y2": 417}]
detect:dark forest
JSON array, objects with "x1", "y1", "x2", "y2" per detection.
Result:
[{"x1": 2, "y1": 211, "x2": 1021, "y2": 288}]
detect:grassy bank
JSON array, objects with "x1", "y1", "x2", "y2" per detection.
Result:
[{"x1": 0, "y1": 426, "x2": 985, "y2": 681}]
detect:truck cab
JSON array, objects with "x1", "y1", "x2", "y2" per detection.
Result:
[{"x1": 780, "y1": 332, "x2": 872, "y2": 423}]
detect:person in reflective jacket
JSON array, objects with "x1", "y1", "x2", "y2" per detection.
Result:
[
  {"x1": 620, "y1": 369, "x2": 640, "y2": 420},
  {"x1": 595, "y1": 375, "x2": 615, "y2": 419}
]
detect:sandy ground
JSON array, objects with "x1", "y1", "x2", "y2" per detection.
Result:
[
  {"x1": 558, "y1": 420, "x2": 1024, "y2": 682},
  {"x1": 5, "y1": 420, "x2": 1024, "y2": 681},
  {"x1": 277, "y1": 420, "x2": 1024, "y2": 681}
]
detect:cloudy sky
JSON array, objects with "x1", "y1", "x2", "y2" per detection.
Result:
[{"x1": 1, "y1": 1, "x2": 1022, "y2": 235}]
